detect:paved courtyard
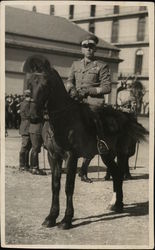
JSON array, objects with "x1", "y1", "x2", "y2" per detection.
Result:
[{"x1": 2, "y1": 117, "x2": 154, "y2": 248}]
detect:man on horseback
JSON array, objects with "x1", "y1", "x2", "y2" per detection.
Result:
[{"x1": 66, "y1": 34, "x2": 111, "y2": 156}]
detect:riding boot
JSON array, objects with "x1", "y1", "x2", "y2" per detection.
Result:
[
  {"x1": 19, "y1": 152, "x2": 26, "y2": 171},
  {"x1": 25, "y1": 151, "x2": 30, "y2": 170},
  {"x1": 30, "y1": 152, "x2": 46, "y2": 175},
  {"x1": 78, "y1": 159, "x2": 93, "y2": 183},
  {"x1": 104, "y1": 168, "x2": 111, "y2": 181}
]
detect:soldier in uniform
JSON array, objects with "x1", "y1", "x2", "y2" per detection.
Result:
[
  {"x1": 27, "y1": 68, "x2": 46, "y2": 175},
  {"x1": 29, "y1": 104, "x2": 44, "y2": 175},
  {"x1": 66, "y1": 34, "x2": 112, "y2": 181},
  {"x1": 66, "y1": 34, "x2": 111, "y2": 154},
  {"x1": 19, "y1": 89, "x2": 32, "y2": 171}
]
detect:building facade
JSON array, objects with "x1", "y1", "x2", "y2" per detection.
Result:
[
  {"x1": 18, "y1": 4, "x2": 149, "y2": 114},
  {"x1": 5, "y1": 6, "x2": 122, "y2": 105},
  {"x1": 63, "y1": 4, "x2": 149, "y2": 115}
]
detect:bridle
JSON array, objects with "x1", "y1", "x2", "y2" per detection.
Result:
[{"x1": 29, "y1": 72, "x2": 77, "y2": 118}]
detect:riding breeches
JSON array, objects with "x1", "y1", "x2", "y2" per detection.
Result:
[
  {"x1": 30, "y1": 133, "x2": 43, "y2": 168},
  {"x1": 19, "y1": 135, "x2": 32, "y2": 167}
]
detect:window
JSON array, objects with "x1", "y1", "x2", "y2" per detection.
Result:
[
  {"x1": 139, "y1": 6, "x2": 147, "y2": 11},
  {"x1": 32, "y1": 6, "x2": 37, "y2": 12},
  {"x1": 135, "y1": 50, "x2": 143, "y2": 75},
  {"x1": 69, "y1": 5, "x2": 74, "y2": 19},
  {"x1": 111, "y1": 19, "x2": 119, "y2": 43},
  {"x1": 90, "y1": 5, "x2": 96, "y2": 17},
  {"x1": 89, "y1": 21, "x2": 95, "y2": 34},
  {"x1": 113, "y1": 5, "x2": 119, "y2": 14},
  {"x1": 137, "y1": 16, "x2": 146, "y2": 41},
  {"x1": 50, "y1": 5, "x2": 55, "y2": 15}
]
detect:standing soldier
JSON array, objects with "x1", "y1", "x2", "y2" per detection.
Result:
[
  {"x1": 66, "y1": 34, "x2": 111, "y2": 180},
  {"x1": 23, "y1": 58, "x2": 48, "y2": 175},
  {"x1": 29, "y1": 100, "x2": 45, "y2": 175},
  {"x1": 19, "y1": 89, "x2": 32, "y2": 171}
]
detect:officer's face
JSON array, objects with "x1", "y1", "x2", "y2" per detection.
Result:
[{"x1": 81, "y1": 43, "x2": 96, "y2": 59}]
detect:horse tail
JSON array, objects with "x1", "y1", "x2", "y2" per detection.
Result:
[{"x1": 125, "y1": 114, "x2": 148, "y2": 142}]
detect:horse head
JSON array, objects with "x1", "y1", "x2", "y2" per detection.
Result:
[{"x1": 25, "y1": 55, "x2": 72, "y2": 115}]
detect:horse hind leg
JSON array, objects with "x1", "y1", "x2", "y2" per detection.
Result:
[
  {"x1": 59, "y1": 152, "x2": 78, "y2": 229},
  {"x1": 79, "y1": 158, "x2": 93, "y2": 183},
  {"x1": 101, "y1": 153, "x2": 124, "y2": 213},
  {"x1": 42, "y1": 152, "x2": 62, "y2": 228}
]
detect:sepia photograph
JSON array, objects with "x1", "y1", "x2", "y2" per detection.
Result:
[{"x1": 0, "y1": 1, "x2": 154, "y2": 249}]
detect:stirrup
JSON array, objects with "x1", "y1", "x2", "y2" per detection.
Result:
[{"x1": 97, "y1": 136, "x2": 109, "y2": 155}]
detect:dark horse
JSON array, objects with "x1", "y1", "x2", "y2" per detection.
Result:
[{"x1": 28, "y1": 60, "x2": 147, "y2": 230}]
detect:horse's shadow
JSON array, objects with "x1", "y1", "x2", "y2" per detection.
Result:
[
  {"x1": 90, "y1": 173, "x2": 149, "y2": 182},
  {"x1": 71, "y1": 201, "x2": 149, "y2": 229}
]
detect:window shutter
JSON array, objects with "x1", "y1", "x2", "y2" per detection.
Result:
[
  {"x1": 135, "y1": 50, "x2": 143, "y2": 74},
  {"x1": 111, "y1": 19, "x2": 119, "y2": 43},
  {"x1": 137, "y1": 16, "x2": 146, "y2": 41},
  {"x1": 114, "y1": 5, "x2": 119, "y2": 14},
  {"x1": 90, "y1": 5, "x2": 96, "y2": 17},
  {"x1": 69, "y1": 5, "x2": 74, "y2": 19},
  {"x1": 50, "y1": 5, "x2": 55, "y2": 15},
  {"x1": 89, "y1": 21, "x2": 95, "y2": 34}
]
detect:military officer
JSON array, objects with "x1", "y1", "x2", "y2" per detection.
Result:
[
  {"x1": 19, "y1": 89, "x2": 32, "y2": 171},
  {"x1": 66, "y1": 34, "x2": 111, "y2": 154}
]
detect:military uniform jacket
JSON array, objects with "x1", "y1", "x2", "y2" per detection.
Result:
[
  {"x1": 19, "y1": 99, "x2": 31, "y2": 136},
  {"x1": 66, "y1": 59, "x2": 111, "y2": 106},
  {"x1": 29, "y1": 101, "x2": 43, "y2": 135}
]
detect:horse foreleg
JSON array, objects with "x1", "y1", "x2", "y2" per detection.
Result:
[
  {"x1": 101, "y1": 154, "x2": 124, "y2": 212},
  {"x1": 42, "y1": 152, "x2": 62, "y2": 227},
  {"x1": 124, "y1": 156, "x2": 132, "y2": 179},
  {"x1": 59, "y1": 153, "x2": 78, "y2": 229}
]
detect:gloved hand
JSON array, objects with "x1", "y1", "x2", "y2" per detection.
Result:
[
  {"x1": 88, "y1": 87, "x2": 98, "y2": 96},
  {"x1": 77, "y1": 88, "x2": 89, "y2": 98},
  {"x1": 69, "y1": 87, "x2": 79, "y2": 100}
]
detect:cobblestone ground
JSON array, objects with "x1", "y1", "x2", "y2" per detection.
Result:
[{"x1": 3, "y1": 117, "x2": 153, "y2": 248}]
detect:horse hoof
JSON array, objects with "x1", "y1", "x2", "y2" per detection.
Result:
[
  {"x1": 110, "y1": 203, "x2": 124, "y2": 213},
  {"x1": 81, "y1": 176, "x2": 93, "y2": 183},
  {"x1": 42, "y1": 218, "x2": 56, "y2": 228},
  {"x1": 58, "y1": 221, "x2": 72, "y2": 230}
]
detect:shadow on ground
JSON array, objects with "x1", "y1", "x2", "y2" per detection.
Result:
[
  {"x1": 71, "y1": 201, "x2": 149, "y2": 229},
  {"x1": 90, "y1": 173, "x2": 149, "y2": 182}
]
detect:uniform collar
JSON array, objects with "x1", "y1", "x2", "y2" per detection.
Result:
[{"x1": 81, "y1": 58, "x2": 97, "y2": 70}]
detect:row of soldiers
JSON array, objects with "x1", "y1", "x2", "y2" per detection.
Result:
[{"x1": 5, "y1": 94, "x2": 24, "y2": 130}]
